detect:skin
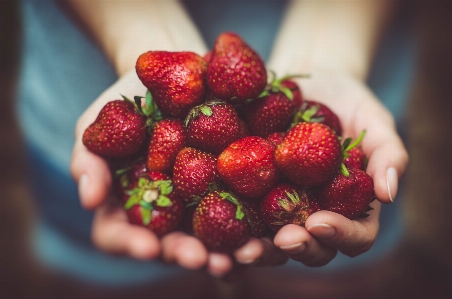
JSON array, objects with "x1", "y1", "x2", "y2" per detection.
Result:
[{"x1": 69, "y1": 0, "x2": 408, "y2": 277}]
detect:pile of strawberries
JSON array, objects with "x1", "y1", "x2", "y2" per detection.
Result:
[{"x1": 83, "y1": 32, "x2": 375, "y2": 253}]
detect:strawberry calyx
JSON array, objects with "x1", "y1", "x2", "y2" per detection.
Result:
[
  {"x1": 132, "y1": 90, "x2": 164, "y2": 130},
  {"x1": 291, "y1": 102, "x2": 324, "y2": 127},
  {"x1": 258, "y1": 72, "x2": 310, "y2": 100},
  {"x1": 340, "y1": 130, "x2": 366, "y2": 177},
  {"x1": 271, "y1": 190, "x2": 312, "y2": 227},
  {"x1": 219, "y1": 191, "x2": 245, "y2": 220},
  {"x1": 124, "y1": 175, "x2": 174, "y2": 225}
]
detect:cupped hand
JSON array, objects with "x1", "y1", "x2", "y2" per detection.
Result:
[
  {"x1": 70, "y1": 70, "x2": 287, "y2": 277},
  {"x1": 273, "y1": 71, "x2": 409, "y2": 266}
]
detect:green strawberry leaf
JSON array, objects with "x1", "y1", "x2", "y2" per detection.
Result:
[
  {"x1": 139, "y1": 200, "x2": 153, "y2": 210},
  {"x1": 200, "y1": 105, "x2": 213, "y2": 117},
  {"x1": 235, "y1": 205, "x2": 245, "y2": 220},
  {"x1": 279, "y1": 86, "x2": 294, "y2": 100},
  {"x1": 302, "y1": 105, "x2": 320, "y2": 122},
  {"x1": 141, "y1": 208, "x2": 152, "y2": 225},
  {"x1": 341, "y1": 163, "x2": 350, "y2": 177},
  {"x1": 124, "y1": 193, "x2": 142, "y2": 210},
  {"x1": 342, "y1": 138, "x2": 352, "y2": 152},
  {"x1": 285, "y1": 191, "x2": 300, "y2": 205},
  {"x1": 345, "y1": 130, "x2": 366, "y2": 152},
  {"x1": 156, "y1": 195, "x2": 172, "y2": 207}
]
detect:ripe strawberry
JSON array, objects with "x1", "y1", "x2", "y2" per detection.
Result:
[
  {"x1": 124, "y1": 171, "x2": 184, "y2": 236},
  {"x1": 113, "y1": 158, "x2": 148, "y2": 203},
  {"x1": 266, "y1": 132, "x2": 285, "y2": 147},
  {"x1": 343, "y1": 147, "x2": 366, "y2": 171},
  {"x1": 172, "y1": 147, "x2": 221, "y2": 204},
  {"x1": 275, "y1": 122, "x2": 342, "y2": 187},
  {"x1": 241, "y1": 200, "x2": 267, "y2": 238},
  {"x1": 217, "y1": 136, "x2": 280, "y2": 200},
  {"x1": 192, "y1": 191, "x2": 250, "y2": 252},
  {"x1": 185, "y1": 100, "x2": 240, "y2": 154},
  {"x1": 237, "y1": 118, "x2": 251, "y2": 139},
  {"x1": 316, "y1": 168, "x2": 375, "y2": 219},
  {"x1": 83, "y1": 99, "x2": 148, "y2": 158},
  {"x1": 136, "y1": 51, "x2": 207, "y2": 119},
  {"x1": 292, "y1": 100, "x2": 343, "y2": 136},
  {"x1": 279, "y1": 79, "x2": 304, "y2": 110},
  {"x1": 240, "y1": 92, "x2": 295, "y2": 137},
  {"x1": 147, "y1": 119, "x2": 186, "y2": 174},
  {"x1": 260, "y1": 184, "x2": 321, "y2": 232},
  {"x1": 207, "y1": 32, "x2": 267, "y2": 103}
]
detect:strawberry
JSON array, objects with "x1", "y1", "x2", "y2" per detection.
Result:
[
  {"x1": 192, "y1": 191, "x2": 250, "y2": 252},
  {"x1": 343, "y1": 147, "x2": 366, "y2": 171},
  {"x1": 113, "y1": 158, "x2": 148, "y2": 203},
  {"x1": 147, "y1": 119, "x2": 187, "y2": 174},
  {"x1": 136, "y1": 51, "x2": 207, "y2": 119},
  {"x1": 124, "y1": 171, "x2": 184, "y2": 236},
  {"x1": 217, "y1": 136, "x2": 280, "y2": 200},
  {"x1": 83, "y1": 98, "x2": 148, "y2": 158},
  {"x1": 279, "y1": 79, "x2": 304, "y2": 110},
  {"x1": 292, "y1": 100, "x2": 343, "y2": 136},
  {"x1": 237, "y1": 118, "x2": 251, "y2": 139},
  {"x1": 241, "y1": 200, "x2": 267, "y2": 238},
  {"x1": 172, "y1": 147, "x2": 221, "y2": 204},
  {"x1": 185, "y1": 100, "x2": 240, "y2": 154},
  {"x1": 260, "y1": 184, "x2": 321, "y2": 232},
  {"x1": 316, "y1": 168, "x2": 375, "y2": 219},
  {"x1": 240, "y1": 92, "x2": 295, "y2": 137},
  {"x1": 275, "y1": 122, "x2": 342, "y2": 187},
  {"x1": 266, "y1": 132, "x2": 285, "y2": 147},
  {"x1": 207, "y1": 32, "x2": 267, "y2": 103}
]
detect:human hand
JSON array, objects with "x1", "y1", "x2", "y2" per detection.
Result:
[
  {"x1": 70, "y1": 70, "x2": 287, "y2": 276},
  {"x1": 271, "y1": 71, "x2": 408, "y2": 266}
]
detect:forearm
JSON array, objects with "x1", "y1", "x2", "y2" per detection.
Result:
[
  {"x1": 65, "y1": 0, "x2": 207, "y2": 76},
  {"x1": 268, "y1": 0, "x2": 395, "y2": 80}
]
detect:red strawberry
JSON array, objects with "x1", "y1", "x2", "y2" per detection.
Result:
[
  {"x1": 192, "y1": 191, "x2": 250, "y2": 252},
  {"x1": 237, "y1": 118, "x2": 251, "y2": 139},
  {"x1": 124, "y1": 171, "x2": 184, "y2": 236},
  {"x1": 240, "y1": 92, "x2": 296, "y2": 137},
  {"x1": 241, "y1": 200, "x2": 267, "y2": 238},
  {"x1": 113, "y1": 158, "x2": 148, "y2": 202},
  {"x1": 136, "y1": 51, "x2": 207, "y2": 119},
  {"x1": 266, "y1": 132, "x2": 285, "y2": 147},
  {"x1": 316, "y1": 168, "x2": 375, "y2": 219},
  {"x1": 280, "y1": 79, "x2": 304, "y2": 110},
  {"x1": 275, "y1": 122, "x2": 342, "y2": 187},
  {"x1": 83, "y1": 99, "x2": 148, "y2": 158},
  {"x1": 172, "y1": 147, "x2": 221, "y2": 204},
  {"x1": 260, "y1": 184, "x2": 321, "y2": 232},
  {"x1": 207, "y1": 32, "x2": 267, "y2": 103},
  {"x1": 147, "y1": 119, "x2": 186, "y2": 174},
  {"x1": 217, "y1": 136, "x2": 280, "y2": 200},
  {"x1": 292, "y1": 100, "x2": 343, "y2": 136},
  {"x1": 185, "y1": 100, "x2": 240, "y2": 154},
  {"x1": 343, "y1": 147, "x2": 366, "y2": 171}
]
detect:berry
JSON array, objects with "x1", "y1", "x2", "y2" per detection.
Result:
[
  {"x1": 207, "y1": 32, "x2": 267, "y2": 103},
  {"x1": 83, "y1": 99, "x2": 147, "y2": 158},
  {"x1": 192, "y1": 191, "x2": 250, "y2": 253},
  {"x1": 292, "y1": 100, "x2": 342, "y2": 136},
  {"x1": 260, "y1": 184, "x2": 321, "y2": 232},
  {"x1": 147, "y1": 119, "x2": 187, "y2": 174},
  {"x1": 136, "y1": 51, "x2": 207, "y2": 119},
  {"x1": 185, "y1": 100, "x2": 240, "y2": 154},
  {"x1": 218, "y1": 136, "x2": 280, "y2": 200},
  {"x1": 275, "y1": 122, "x2": 342, "y2": 187}
]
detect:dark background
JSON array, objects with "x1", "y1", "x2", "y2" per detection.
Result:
[{"x1": 1, "y1": 1, "x2": 452, "y2": 298}]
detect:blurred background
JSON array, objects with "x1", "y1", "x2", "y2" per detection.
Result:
[{"x1": 1, "y1": 1, "x2": 451, "y2": 298}]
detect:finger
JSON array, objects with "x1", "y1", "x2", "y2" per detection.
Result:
[
  {"x1": 348, "y1": 97, "x2": 409, "y2": 204},
  {"x1": 274, "y1": 224, "x2": 337, "y2": 267},
  {"x1": 91, "y1": 196, "x2": 161, "y2": 260},
  {"x1": 305, "y1": 202, "x2": 381, "y2": 257},
  {"x1": 71, "y1": 142, "x2": 112, "y2": 209},
  {"x1": 207, "y1": 253, "x2": 234, "y2": 278},
  {"x1": 233, "y1": 237, "x2": 264, "y2": 265},
  {"x1": 160, "y1": 232, "x2": 208, "y2": 270}
]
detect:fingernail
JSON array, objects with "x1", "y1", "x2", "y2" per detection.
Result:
[
  {"x1": 307, "y1": 223, "x2": 336, "y2": 239},
  {"x1": 78, "y1": 174, "x2": 89, "y2": 205},
  {"x1": 280, "y1": 242, "x2": 306, "y2": 254},
  {"x1": 386, "y1": 167, "x2": 398, "y2": 202}
]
